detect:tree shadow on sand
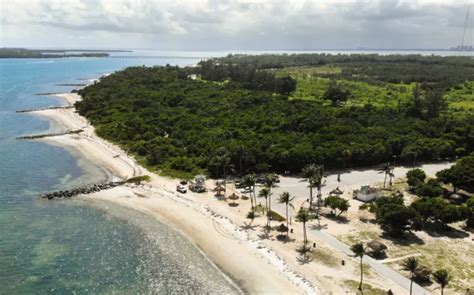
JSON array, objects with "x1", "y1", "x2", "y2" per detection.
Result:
[
  {"x1": 296, "y1": 255, "x2": 314, "y2": 265},
  {"x1": 276, "y1": 234, "x2": 296, "y2": 244},
  {"x1": 381, "y1": 231, "x2": 425, "y2": 246},
  {"x1": 308, "y1": 223, "x2": 329, "y2": 231},
  {"x1": 257, "y1": 228, "x2": 272, "y2": 240},
  {"x1": 296, "y1": 245, "x2": 314, "y2": 265},
  {"x1": 240, "y1": 221, "x2": 258, "y2": 231},
  {"x1": 359, "y1": 217, "x2": 377, "y2": 224},
  {"x1": 322, "y1": 212, "x2": 350, "y2": 224},
  {"x1": 422, "y1": 223, "x2": 469, "y2": 239}
]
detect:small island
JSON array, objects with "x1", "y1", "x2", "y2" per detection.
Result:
[{"x1": 0, "y1": 47, "x2": 131, "y2": 58}]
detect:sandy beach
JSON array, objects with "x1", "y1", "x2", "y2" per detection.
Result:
[{"x1": 31, "y1": 92, "x2": 463, "y2": 294}]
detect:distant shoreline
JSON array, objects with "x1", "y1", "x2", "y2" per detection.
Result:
[{"x1": 0, "y1": 48, "x2": 132, "y2": 58}]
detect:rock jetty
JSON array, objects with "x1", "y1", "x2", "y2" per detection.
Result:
[
  {"x1": 41, "y1": 181, "x2": 124, "y2": 199},
  {"x1": 16, "y1": 106, "x2": 74, "y2": 113},
  {"x1": 16, "y1": 129, "x2": 83, "y2": 140},
  {"x1": 55, "y1": 83, "x2": 87, "y2": 86},
  {"x1": 34, "y1": 92, "x2": 62, "y2": 96}
]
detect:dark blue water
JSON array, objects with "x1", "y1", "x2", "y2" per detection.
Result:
[{"x1": 0, "y1": 54, "x2": 239, "y2": 294}]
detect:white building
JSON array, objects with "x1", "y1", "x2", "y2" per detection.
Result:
[{"x1": 353, "y1": 185, "x2": 381, "y2": 202}]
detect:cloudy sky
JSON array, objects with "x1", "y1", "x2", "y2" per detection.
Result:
[{"x1": 1, "y1": 0, "x2": 472, "y2": 50}]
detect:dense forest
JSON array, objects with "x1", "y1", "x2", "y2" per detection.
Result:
[
  {"x1": 202, "y1": 53, "x2": 474, "y2": 90},
  {"x1": 76, "y1": 54, "x2": 474, "y2": 178}
]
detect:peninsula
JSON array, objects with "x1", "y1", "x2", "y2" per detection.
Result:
[{"x1": 0, "y1": 48, "x2": 131, "y2": 58}]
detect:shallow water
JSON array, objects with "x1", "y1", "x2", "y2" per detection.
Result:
[{"x1": 0, "y1": 54, "x2": 239, "y2": 293}]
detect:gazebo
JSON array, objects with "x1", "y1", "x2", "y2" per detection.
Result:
[
  {"x1": 367, "y1": 240, "x2": 387, "y2": 258},
  {"x1": 276, "y1": 223, "x2": 289, "y2": 240},
  {"x1": 228, "y1": 193, "x2": 239, "y2": 206},
  {"x1": 330, "y1": 187, "x2": 344, "y2": 196},
  {"x1": 214, "y1": 185, "x2": 225, "y2": 196}
]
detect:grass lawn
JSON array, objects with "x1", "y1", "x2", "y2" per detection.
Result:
[
  {"x1": 343, "y1": 279, "x2": 386, "y2": 295},
  {"x1": 276, "y1": 66, "x2": 417, "y2": 108},
  {"x1": 446, "y1": 80, "x2": 474, "y2": 111},
  {"x1": 277, "y1": 66, "x2": 474, "y2": 114}
]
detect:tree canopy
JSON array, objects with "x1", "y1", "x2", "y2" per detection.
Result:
[{"x1": 76, "y1": 55, "x2": 473, "y2": 178}]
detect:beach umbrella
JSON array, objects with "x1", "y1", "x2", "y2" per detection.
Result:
[
  {"x1": 228, "y1": 193, "x2": 239, "y2": 206},
  {"x1": 214, "y1": 185, "x2": 225, "y2": 196},
  {"x1": 330, "y1": 187, "x2": 344, "y2": 195}
]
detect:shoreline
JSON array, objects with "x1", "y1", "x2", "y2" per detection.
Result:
[{"x1": 32, "y1": 93, "x2": 318, "y2": 294}]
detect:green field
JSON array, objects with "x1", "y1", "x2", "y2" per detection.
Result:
[
  {"x1": 276, "y1": 66, "x2": 474, "y2": 111},
  {"x1": 446, "y1": 80, "x2": 474, "y2": 111}
]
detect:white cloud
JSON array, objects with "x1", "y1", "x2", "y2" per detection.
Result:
[{"x1": 0, "y1": 0, "x2": 472, "y2": 49}]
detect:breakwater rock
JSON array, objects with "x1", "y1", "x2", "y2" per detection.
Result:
[
  {"x1": 41, "y1": 181, "x2": 124, "y2": 199},
  {"x1": 34, "y1": 92, "x2": 62, "y2": 96},
  {"x1": 16, "y1": 129, "x2": 83, "y2": 140},
  {"x1": 55, "y1": 83, "x2": 87, "y2": 86},
  {"x1": 16, "y1": 106, "x2": 74, "y2": 113}
]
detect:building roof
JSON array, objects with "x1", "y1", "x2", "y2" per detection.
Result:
[{"x1": 367, "y1": 240, "x2": 387, "y2": 251}]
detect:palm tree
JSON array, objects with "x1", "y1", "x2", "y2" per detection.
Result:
[
  {"x1": 302, "y1": 164, "x2": 319, "y2": 207},
  {"x1": 295, "y1": 208, "x2": 312, "y2": 258},
  {"x1": 258, "y1": 187, "x2": 270, "y2": 220},
  {"x1": 378, "y1": 163, "x2": 394, "y2": 188},
  {"x1": 243, "y1": 173, "x2": 257, "y2": 214},
  {"x1": 212, "y1": 149, "x2": 231, "y2": 193},
  {"x1": 220, "y1": 153, "x2": 231, "y2": 194},
  {"x1": 402, "y1": 257, "x2": 419, "y2": 295},
  {"x1": 263, "y1": 173, "x2": 277, "y2": 228},
  {"x1": 433, "y1": 269, "x2": 451, "y2": 295},
  {"x1": 278, "y1": 192, "x2": 295, "y2": 237},
  {"x1": 351, "y1": 242, "x2": 365, "y2": 292}
]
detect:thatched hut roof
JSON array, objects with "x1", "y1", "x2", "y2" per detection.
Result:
[
  {"x1": 214, "y1": 185, "x2": 225, "y2": 192},
  {"x1": 414, "y1": 265, "x2": 431, "y2": 280},
  {"x1": 276, "y1": 223, "x2": 289, "y2": 233},
  {"x1": 330, "y1": 187, "x2": 344, "y2": 195},
  {"x1": 367, "y1": 240, "x2": 387, "y2": 252},
  {"x1": 228, "y1": 193, "x2": 239, "y2": 200}
]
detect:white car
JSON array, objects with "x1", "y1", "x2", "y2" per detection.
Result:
[
  {"x1": 176, "y1": 185, "x2": 187, "y2": 193},
  {"x1": 240, "y1": 188, "x2": 252, "y2": 194}
]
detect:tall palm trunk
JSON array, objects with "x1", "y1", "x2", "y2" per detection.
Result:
[
  {"x1": 223, "y1": 165, "x2": 227, "y2": 194},
  {"x1": 285, "y1": 203, "x2": 289, "y2": 236},
  {"x1": 250, "y1": 191, "x2": 255, "y2": 214},
  {"x1": 253, "y1": 185, "x2": 257, "y2": 213},
  {"x1": 383, "y1": 172, "x2": 387, "y2": 188},
  {"x1": 266, "y1": 186, "x2": 272, "y2": 228},
  {"x1": 309, "y1": 186, "x2": 313, "y2": 208},
  {"x1": 303, "y1": 223, "x2": 307, "y2": 245},
  {"x1": 409, "y1": 275, "x2": 413, "y2": 295},
  {"x1": 316, "y1": 185, "x2": 322, "y2": 227},
  {"x1": 359, "y1": 257, "x2": 363, "y2": 291}
]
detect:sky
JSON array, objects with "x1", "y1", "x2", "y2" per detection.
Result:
[{"x1": 1, "y1": 0, "x2": 472, "y2": 50}]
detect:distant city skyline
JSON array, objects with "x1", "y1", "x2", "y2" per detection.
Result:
[{"x1": 1, "y1": 0, "x2": 472, "y2": 50}]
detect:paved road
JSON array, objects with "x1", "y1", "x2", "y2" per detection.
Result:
[{"x1": 310, "y1": 229, "x2": 431, "y2": 295}]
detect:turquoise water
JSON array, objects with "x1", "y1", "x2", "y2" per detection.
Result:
[{"x1": 0, "y1": 55, "x2": 239, "y2": 294}]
